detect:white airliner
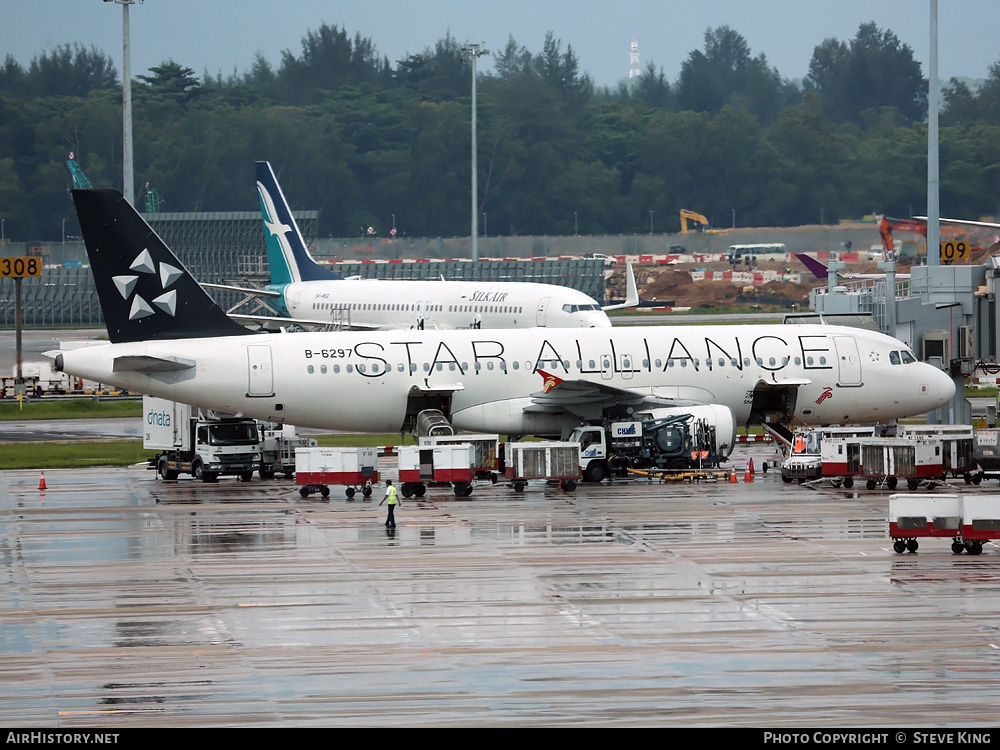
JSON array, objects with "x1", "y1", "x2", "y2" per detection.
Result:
[
  {"x1": 55, "y1": 189, "x2": 956, "y2": 443},
  {"x1": 211, "y1": 161, "x2": 633, "y2": 331}
]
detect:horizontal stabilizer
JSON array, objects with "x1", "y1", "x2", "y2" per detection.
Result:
[
  {"x1": 202, "y1": 282, "x2": 282, "y2": 298},
  {"x1": 112, "y1": 355, "x2": 196, "y2": 373}
]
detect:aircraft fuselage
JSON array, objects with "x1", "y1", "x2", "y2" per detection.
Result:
[{"x1": 56, "y1": 324, "x2": 955, "y2": 436}]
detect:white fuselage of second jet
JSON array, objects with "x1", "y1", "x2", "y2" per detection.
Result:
[
  {"x1": 280, "y1": 278, "x2": 612, "y2": 329},
  {"x1": 55, "y1": 324, "x2": 955, "y2": 436}
]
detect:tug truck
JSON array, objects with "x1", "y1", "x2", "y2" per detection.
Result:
[
  {"x1": 143, "y1": 396, "x2": 262, "y2": 482},
  {"x1": 567, "y1": 404, "x2": 736, "y2": 483}
]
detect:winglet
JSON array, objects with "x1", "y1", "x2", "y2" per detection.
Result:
[
  {"x1": 255, "y1": 161, "x2": 341, "y2": 284},
  {"x1": 71, "y1": 189, "x2": 256, "y2": 343},
  {"x1": 602, "y1": 262, "x2": 641, "y2": 311},
  {"x1": 794, "y1": 253, "x2": 829, "y2": 280},
  {"x1": 537, "y1": 369, "x2": 563, "y2": 394}
]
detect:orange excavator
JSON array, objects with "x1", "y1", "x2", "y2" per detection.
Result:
[
  {"x1": 877, "y1": 215, "x2": 927, "y2": 255},
  {"x1": 679, "y1": 209, "x2": 709, "y2": 233}
]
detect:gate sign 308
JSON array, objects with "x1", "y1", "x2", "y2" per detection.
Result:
[
  {"x1": 939, "y1": 241, "x2": 971, "y2": 263},
  {"x1": 0, "y1": 256, "x2": 43, "y2": 278}
]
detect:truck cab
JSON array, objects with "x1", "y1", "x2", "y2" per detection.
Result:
[{"x1": 145, "y1": 396, "x2": 262, "y2": 482}]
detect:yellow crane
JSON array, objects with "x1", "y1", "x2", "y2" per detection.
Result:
[{"x1": 679, "y1": 209, "x2": 709, "y2": 233}]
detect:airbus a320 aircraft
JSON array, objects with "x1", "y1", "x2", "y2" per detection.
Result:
[
  {"x1": 212, "y1": 161, "x2": 632, "y2": 331},
  {"x1": 55, "y1": 189, "x2": 955, "y2": 448}
]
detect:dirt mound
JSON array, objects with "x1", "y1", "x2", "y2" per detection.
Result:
[{"x1": 632, "y1": 268, "x2": 812, "y2": 309}]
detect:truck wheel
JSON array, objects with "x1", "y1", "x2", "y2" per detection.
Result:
[
  {"x1": 907, "y1": 478, "x2": 919, "y2": 491},
  {"x1": 843, "y1": 476, "x2": 854, "y2": 489},
  {"x1": 886, "y1": 476, "x2": 898, "y2": 490},
  {"x1": 866, "y1": 478, "x2": 877, "y2": 491},
  {"x1": 781, "y1": 476, "x2": 793, "y2": 484},
  {"x1": 668, "y1": 458, "x2": 690, "y2": 471},
  {"x1": 299, "y1": 487, "x2": 310, "y2": 498},
  {"x1": 401, "y1": 483, "x2": 414, "y2": 498},
  {"x1": 454, "y1": 483, "x2": 469, "y2": 497},
  {"x1": 345, "y1": 487, "x2": 356, "y2": 499},
  {"x1": 258, "y1": 467, "x2": 275, "y2": 480},
  {"x1": 583, "y1": 461, "x2": 607, "y2": 483},
  {"x1": 157, "y1": 457, "x2": 179, "y2": 481},
  {"x1": 192, "y1": 459, "x2": 207, "y2": 481},
  {"x1": 414, "y1": 483, "x2": 427, "y2": 497},
  {"x1": 362, "y1": 485, "x2": 372, "y2": 498},
  {"x1": 320, "y1": 486, "x2": 330, "y2": 498},
  {"x1": 561, "y1": 480, "x2": 576, "y2": 492},
  {"x1": 513, "y1": 481, "x2": 525, "y2": 493},
  {"x1": 240, "y1": 471, "x2": 253, "y2": 482}
]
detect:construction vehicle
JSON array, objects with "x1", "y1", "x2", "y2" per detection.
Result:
[
  {"x1": 679, "y1": 209, "x2": 709, "y2": 233},
  {"x1": 144, "y1": 396, "x2": 261, "y2": 482},
  {"x1": 567, "y1": 405, "x2": 735, "y2": 483},
  {"x1": 877, "y1": 215, "x2": 927, "y2": 256}
]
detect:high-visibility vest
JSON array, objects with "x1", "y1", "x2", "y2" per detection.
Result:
[{"x1": 387, "y1": 486, "x2": 397, "y2": 505}]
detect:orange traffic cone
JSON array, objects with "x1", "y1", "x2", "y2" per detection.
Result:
[
  {"x1": 729, "y1": 471, "x2": 738, "y2": 484},
  {"x1": 38, "y1": 471, "x2": 47, "y2": 491},
  {"x1": 748, "y1": 458, "x2": 755, "y2": 475},
  {"x1": 744, "y1": 466, "x2": 753, "y2": 483}
]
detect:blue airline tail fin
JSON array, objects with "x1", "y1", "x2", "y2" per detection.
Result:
[{"x1": 254, "y1": 161, "x2": 341, "y2": 284}]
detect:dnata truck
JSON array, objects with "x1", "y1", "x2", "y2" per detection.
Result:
[
  {"x1": 143, "y1": 396, "x2": 262, "y2": 482},
  {"x1": 567, "y1": 405, "x2": 736, "y2": 482}
]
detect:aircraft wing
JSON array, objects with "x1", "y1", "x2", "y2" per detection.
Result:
[
  {"x1": 602, "y1": 263, "x2": 640, "y2": 311},
  {"x1": 523, "y1": 369, "x2": 701, "y2": 418}
]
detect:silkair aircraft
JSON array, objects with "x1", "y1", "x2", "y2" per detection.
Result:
[
  {"x1": 56, "y1": 189, "x2": 955, "y2": 445},
  {"x1": 213, "y1": 161, "x2": 631, "y2": 331}
]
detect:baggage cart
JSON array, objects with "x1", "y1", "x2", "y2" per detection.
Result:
[
  {"x1": 397, "y1": 443, "x2": 477, "y2": 497},
  {"x1": 890, "y1": 493, "x2": 1000, "y2": 555},
  {"x1": 295, "y1": 446, "x2": 379, "y2": 499},
  {"x1": 504, "y1": 441, "x2": 581, "y2": 492}
]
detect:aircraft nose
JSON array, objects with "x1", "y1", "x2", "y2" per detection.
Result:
[{"x1": 927, "y1": 365, "x2": 956, "y2": 409}]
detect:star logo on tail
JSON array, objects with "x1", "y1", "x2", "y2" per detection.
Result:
[{"x1": 111, "y1": 249, "x2": 183, "y2": 321}]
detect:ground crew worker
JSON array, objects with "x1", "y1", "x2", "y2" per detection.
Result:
[{"x1": 379, "y1": 479, "x2": 399, "y2": 527}]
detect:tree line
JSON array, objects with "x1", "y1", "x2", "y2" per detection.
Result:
[{"x1": 1, "y1": 22, "x2": 999, "y2": 241}]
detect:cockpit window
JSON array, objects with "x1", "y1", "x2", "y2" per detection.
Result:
[
  {"x1": 900, "y1": 350, "x2": 916, "y2": 364},
  {"x1": 563, "y1": 303, "x2": 601, "y2": 313},
  {"x1": 889, "y1": 351, "x2": 900, "y2": 365}
]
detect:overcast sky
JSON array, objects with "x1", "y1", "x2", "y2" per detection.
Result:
[{"x1": 3, "y1": 1, "x2": 997, "y2": 87}]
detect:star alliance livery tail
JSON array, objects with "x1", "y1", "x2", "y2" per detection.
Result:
[
  {"x1": 255, "y1": 160, "x2": 342, "y2": 286},
  {"x1": 71, "y1": 189, "x2": 256, "y2": 343}
]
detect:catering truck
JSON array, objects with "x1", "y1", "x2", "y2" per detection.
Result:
[{"x1": 143, "y1": 396, "x2": 261, "y2": 482}]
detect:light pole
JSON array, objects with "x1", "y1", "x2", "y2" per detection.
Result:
[
  {"x1": 731, "y1": 208, "x2": 735, "y2": 229},
  {"x1": 574, "y1": 211, "x2": 578, "y2": 236},
  {"x1": 463, "y1": 42, "x2": 489, "y2": 262},
  {"x1": 1, "y1": 219, "x2": 4, "y2": 244},
  {"x1": 483, "y1": 213, "x2": 487, "y2": 238},
  {"x1": 649, "y1": 210, "x2": 653, "y2": 236},
  {"x1": 105, "y1": 0, "x2": 135, "y2": 205}
]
